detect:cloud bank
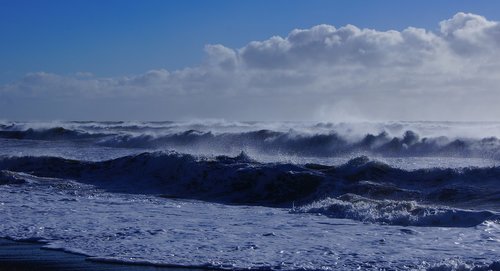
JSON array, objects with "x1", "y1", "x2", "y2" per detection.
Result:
[{"x1": 2, "y1": 12, "x2": 500, "y2": 121}]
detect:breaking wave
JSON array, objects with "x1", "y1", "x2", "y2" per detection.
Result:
[
  {"x1": 2, "y1": 121, "x2": 500, "y2": 159},
  {"x1": 1, "y1": 152, "x2": 499, "y2": 227},
  {"x1": 292, "y1": 194, "x2": 498, "y2": 227},
  {"x1": 0, "y1": 127, "x2": 105, "y2": 140},
  {"x1": 96, "y1": 129, "x2": 500, "y2": 159}
]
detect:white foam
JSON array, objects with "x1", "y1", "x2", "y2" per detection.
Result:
[{"x1": 0, "y1": 179, "x2": 498, "y2": 270}]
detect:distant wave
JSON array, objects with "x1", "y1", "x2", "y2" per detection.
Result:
[
  {"x1": 1, "y1": 152, "x2": 499, "y2": 227},
  {"x1": 0, "y1": 127, "x2": 106, "y2": 140},
  {"x1": 3, "y1": 121, "x2": 500, "y2": 159},
  {"x1": 96, "y1": 129, "x2": 500, "y2": 159}
]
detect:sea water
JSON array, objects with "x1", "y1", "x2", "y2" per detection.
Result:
[{"x1": 0, "y1": 121, "x2": 499, "y2": 270}]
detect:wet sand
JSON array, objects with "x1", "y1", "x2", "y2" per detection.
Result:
[{"x1": 0, "y1": 238, "x2": 211, "y2": 271}]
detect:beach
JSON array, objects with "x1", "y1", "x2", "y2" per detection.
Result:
[{"x1": 0, "y1": 238, "x2": 208, "y2": 271}]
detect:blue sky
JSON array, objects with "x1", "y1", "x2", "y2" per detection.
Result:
[
  {"x1": 2, "y1": 1, "x2": 500, "y2": 121},
  {"x1": 2, "y1": 0, "x2": 500, "y2": 84}
]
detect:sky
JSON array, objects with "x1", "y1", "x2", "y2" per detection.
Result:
[{"x1": 1, "y1": 0, "x2": 500, "y2": 121}]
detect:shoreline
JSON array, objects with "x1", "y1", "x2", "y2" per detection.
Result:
[{"x1": 0, "y1": 238, "x2": 212, "y2": 271}]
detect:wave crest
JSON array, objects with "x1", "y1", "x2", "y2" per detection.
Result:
[
  {"x1": 3, "y1": 121, "x2": 500, "y2": 159},
  {"x1": 0, "y1": 127, "x2": 104, "y2": 140},
  {"x1": 1, "y1": 152, "x2": 499, "y2": 226},
  {"x1": 292, "y1": 194, "x2": 498, "y2": 227}
]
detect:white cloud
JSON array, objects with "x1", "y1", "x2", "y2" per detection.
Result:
[{"x1": 2, "y1": 12, "x2": 500, "y2": 121}]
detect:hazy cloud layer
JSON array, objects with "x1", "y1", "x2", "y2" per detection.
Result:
[{"x1": 2, "y1": 13, "x2": 500, "y2": 120}]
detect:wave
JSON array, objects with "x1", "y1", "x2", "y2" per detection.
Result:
[
  {"x1": 1, "y1": 152, "x2": 499, "y2": 225},
  {"x1": 292, "y1": 194, "x2": 498, "y2": 227},
  {"x1": 0, "y1": 151, "x2": 323, "y2": 205},
  {"x1": 95, "y1": 130, "x2": 500, "y2": 159},
  {"x1": 3, "y1": 120, "x2": 500, "y2": 159},
  {"x1": 0, "y1": 170, "x2": 28, "y2": 185},
  {"x1": 0, "y1": 127, "x2": 106, "y2": 140}
]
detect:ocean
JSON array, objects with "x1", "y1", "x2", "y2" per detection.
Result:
[{"x1": 0, "y1": 120, "x2": 499, "y2": 270}]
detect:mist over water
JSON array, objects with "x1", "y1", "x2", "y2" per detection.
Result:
[{"x1": 3, "y1": 120, "x2": 500, "y2": 162}]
